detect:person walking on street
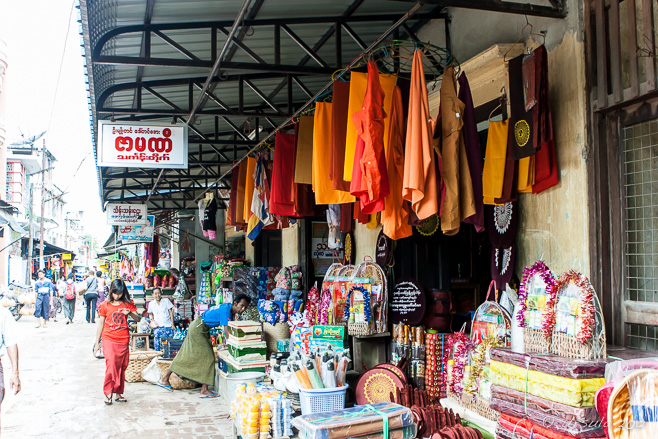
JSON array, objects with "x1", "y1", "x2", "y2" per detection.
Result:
[
  {"x1": 34, "y1": 270, "x2": 55, "y2": 328},
  {"x1": 147, "y1": 287, "x2": 175, "y2": 351},
  {"x1": 93, "y1": 279, "x2": 141, "y2": 405},
  {"x1": 84, "y1": 270, "x2": 100, "y2": 323},
  {"x1": 0, "y1": 305, "x2": 21, "y2": 427},
  {"x1": 49, "y1": 275, "x2": 59, "y2": 323},
  {"x1": 62, "y1": 273, "x2": 76, "y2": 324},
  {"x1": 96, "y1": 272, "x2": 107, "y2": 312}
]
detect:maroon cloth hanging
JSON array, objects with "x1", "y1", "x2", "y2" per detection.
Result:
[
  {"x1": 457, "y1": 73, "x2": 485, "y2": 233},
  {"x1": 340, "y1": 203, "x2": 353, "y2": 233},
  {"x1": 270, "y1": 132, "x2": 297, "y2": 216},
  {"x1": 508, "y1": 54, "x2": 536, "y2": 160}
]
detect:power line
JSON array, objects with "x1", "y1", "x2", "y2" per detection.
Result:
[{"x1": 45, "y1": 0, "x2": 76, "y2": 137}]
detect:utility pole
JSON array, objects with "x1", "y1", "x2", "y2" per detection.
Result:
[
  {"x1": 39, "y1": 140, "x2": 47, "y2": 269},
  {"x1": 25, "y1": 183, "x2": 33, "y2": 284}
]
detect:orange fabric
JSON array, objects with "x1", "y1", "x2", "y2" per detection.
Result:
[
  {"x1": 312, "y1": 102, "x2": 355, "y2": 205},
  {"x1": 382, "y1": 86, "x2": 412, "y2": 240},
  {"x1": 294, "y1": 116, "x2": 314, "y2": 184},
  {"x1": 439, "y1": 66, "x2": 475, "y2": 236},
  {"x1": 235, "y1": 161, "x2": 248, "y2": 224},
  {"x1": 482, "y1": 120, "x2": 509, "y2": 205},
  {"x1": 344, "y1": 71, "x2": 397, "y2": 182},
  {"x1": 99, "y1": 301, "x2": 137, "y2": 344},
  {"x1": 402, "y1": 49, "x2": 439, "y2": 221},
  {"x1": 352, "y1": 61, "x2": 389, "y2": 205},
  {"x1": 243, "y1": 157, "x2": 256, "y2": 221},
  {"x1": 518, "y1": 154, "x2": 535, "y2": 193}
]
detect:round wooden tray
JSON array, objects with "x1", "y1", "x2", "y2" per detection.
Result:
[{"x1": 356, "y1": 367, "x2": 404, "y2": 405}]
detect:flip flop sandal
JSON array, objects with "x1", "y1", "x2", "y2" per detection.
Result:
[
  {"x1": 199, "y1": 393, "x2": 218, "y2": 399},
  {"x1": 104, "y1": 395, "x2": 113, "y2": 405},
  {"x1": 156, "y1": 383, "x2": 174, "y2": 392},
  {"x1": 115, "y1": 396, "x2": 127, "y2": 403}
]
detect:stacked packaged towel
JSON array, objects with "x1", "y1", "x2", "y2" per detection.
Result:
[
  {"x1": 258, "y1": 297, "x2": 303, "y2": 324},
  {"x1": 489, "y1": 348, "x2": 606, "y2": 439},
  {"x1": 275, "y1": 265, "x2": 303, "y2": 290}
]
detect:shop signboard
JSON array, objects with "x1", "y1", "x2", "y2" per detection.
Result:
[
  {"x1": 118, "y1": 215, "x2": 154, "y2": 242},
  {"x1": 311, "y1": 221, "x2": 344, "y2": 276},
  {"x1": 62, "y1": 253, "x2": 72, "y2": 261},
  {"x1": 97, "y1": 121, "x2": 188, "y2": 169},
  {"x1": 106, "y1": 203, "x2": 147, "y2": 225}
]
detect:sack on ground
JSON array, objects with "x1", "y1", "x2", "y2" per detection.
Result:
[
  {"x1": 142, "y1": 356, "x2": 162, "y2": 384},
  {"x1": 75, "y1": 282, "x2": 87, "y2": 295}
]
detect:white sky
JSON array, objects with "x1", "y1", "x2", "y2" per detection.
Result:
[{"x1": 0, "y1": 0, "x2": 111, "y2": 244}]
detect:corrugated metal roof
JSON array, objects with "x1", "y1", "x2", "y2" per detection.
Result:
[{"x1": 79, "y1": 0, "x2": 566, "y2": 214}]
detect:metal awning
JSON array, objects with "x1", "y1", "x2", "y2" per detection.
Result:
[
  {"x1": 80, "y1": 0, "x2": 566, "y2": 218},
  {"x1": 20, "y1": 238, "x2": 77, "y2": 260}
]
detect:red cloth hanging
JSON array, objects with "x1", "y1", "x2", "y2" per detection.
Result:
[{"x1": 270, "y1": 132, "x2": 297, "y2": 216}]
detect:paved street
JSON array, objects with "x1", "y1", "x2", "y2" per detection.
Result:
[{"x1": 1, "y1": 301, "x2": 233, "y2": 438}]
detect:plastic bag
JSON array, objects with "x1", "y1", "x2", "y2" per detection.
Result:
[
  {"x1": 142, "y1": 356, "x2": 161, "y2": 384},
  {"x1": 604, "y1": 357, "x2": 658, "y2": 383}
]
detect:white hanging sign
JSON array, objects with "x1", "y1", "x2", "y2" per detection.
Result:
[
  {"x1": 106, "y1": 203, "x2": 147, "y2": 225},
  {"x1": 97, "y1": 121, "x2": 188, "y2": 169}
]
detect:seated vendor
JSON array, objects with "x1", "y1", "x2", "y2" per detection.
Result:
[{"x1": 158, "y1": 294, "x2": 251, "y2": 398}]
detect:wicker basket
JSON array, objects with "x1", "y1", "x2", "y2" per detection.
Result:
[
  {"x1": 523, "y1": 327, "x2": 551, "y2": 354},
  {"x1": 447, "y1": 389, "x2": 499, "y2": 422},
  {"x1": 347, "y1": 260, "x2": 387, "y2": 336},
  {"x1": 125, "y1": 350, "x2": 162, "y2": 383},
  {"x1": 263, "y1": 322, "x2": 290, "y2": 356},
  {"x1": 156, "y1": 358, "x2": 198, "y2": 389}
]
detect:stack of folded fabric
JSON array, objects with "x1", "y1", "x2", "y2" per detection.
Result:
[
  {"x1": 489, "y1": 347, "x2": 608, "y2": 439},
  {"x1": 257, "y1": 294, "x2": 303, "y2": 324},
  {"x1": 292, "y1": 402, "x2": 417, "y2": 439}
]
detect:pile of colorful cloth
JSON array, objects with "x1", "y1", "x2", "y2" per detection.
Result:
[
  {"x1": 489, "y1": 348, "x2": 607, "y2": 439},
  {"x1": 275, "y1": 265, "x2": 303, "y2": 290}
]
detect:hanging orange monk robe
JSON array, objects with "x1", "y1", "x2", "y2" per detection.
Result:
[
  {"x1": 382, "y1": 86, "x2": 412, "y2": 240},
  {"x1": 243, "y1": 157, "x2": 257, "y2": 222},
  {"x1": 312, "y1": 102, "x2": 355, "y2": 205},
  {"x1": 402, "y1": 49, "x2": 439, "y2": 221},
  {"x1": 343, "y1": 71, "x2": 397, "y2": 182},
  {"x1": 482, "y1": 120, "x2": 509, "y2": 205},
  {"x1": 517, "y1": 155, "x2": 535, "y2": 193},
  {"x1": 439, "y1": 66, "x2": 475, "y2": 236},
  {"x1": 234, "y1": 160, "x2": 248, "y2": 225},
  {"x1": 294, "y1": 116, "x2": 314, "y2": 184}
]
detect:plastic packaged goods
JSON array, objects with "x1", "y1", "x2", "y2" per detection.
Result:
[
  {"x1": 489, "y1": 347, "x2": 610, "y2": 379},
  {"x1": 489, "y1": 360, "x2": 605, "y2": 407},
  {"x1": 292, "y1": 402, "x2": 414, "y2": 439},
  {"x1": 305, "y1": 359, "x2": 325, "y2": 389},
  {"x1": 604, "y1": 357, "x2": 658, "y2": 383},
  {"x1": 489, "y1": 397, "x2": 604, "y2": 438},
  {"x1": 491, "y1": 385, "x2": 600, "y2": 425},
  {"x1": 497, "y1": 413, "x2": 606, "y2": 439},
  {"x1": 346, "y1": 424, "x2": 417, "y2": 439}
]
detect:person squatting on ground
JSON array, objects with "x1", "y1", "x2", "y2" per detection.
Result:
[
  {"x1": 34, "y1": 269, "x2": 55, "y2": 328},
  {"x1": 93, "y1": 279, "x2": 141, "y2": 405},
  {"x1": 158, "y1": 294, "x2": 251, "y2": 397},
  {"x1": 0, "y1": 305, "x2": 21, "y2": 429},
  {"x1": 147, "y1": 287, "x2": 175, "y2": 351}
]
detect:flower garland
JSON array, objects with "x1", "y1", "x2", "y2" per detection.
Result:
[
  {"x1": 553, "y1": 270, "x2": 597, "y2": 345},
  {"x1": 517, "y1": 261, "x2": 557, "y2": 338},
  {"x1": 344, "y1": 285, "x2": 371, "y2": 323},
  {"x1": 441, "y1": 332, "x2": 473, "y2": 395},
  {"x1": 463, "y1": 334, "x2": 505, "y2": 395},
  {"x1": 318, "y1": 288, "x2": 332, "y2": 324},
  {"x1": 305, "y1": 284, "x2": 320, "y2": 326}
]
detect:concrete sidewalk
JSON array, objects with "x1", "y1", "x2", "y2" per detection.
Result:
[{"x1": 1, "y1": 301, "x2": 232, "y2": 438}]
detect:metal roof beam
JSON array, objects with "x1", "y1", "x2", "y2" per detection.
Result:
[
  {"x1": 92, "y1": 12, "x2": 444, "y2": 60},
  {"x1": 391, "y1": 0, "x2": 566, "y2": 18}
]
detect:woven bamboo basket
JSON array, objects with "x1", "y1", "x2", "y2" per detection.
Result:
[
  {"x1": 523, "y1": 327, "x2": 551, "y2": 354},
  {"x1": 156, "y1": 358, "x2": 198, "y2": 389},
  {"x1": 448, "y1": 388, "x2": 499, "y2": 422},
  {"x1": 324, "y1": 263, "x2": 344, "y2": 281},
  {"x1": 263, "y1": 322, "x2": 290, "y2": 356},
  {"x1": 347, "y1": 260, "x2": 387, "y2": 336},
  {"x1": 549, "y1": 275, "x2": 607, "y2": 360},
  {"x1": 607, "y1": 369, "x2": 658, "y2": 439},
  {"x1": 125, "y1": 350, "x2": 162, "y2": 383}
]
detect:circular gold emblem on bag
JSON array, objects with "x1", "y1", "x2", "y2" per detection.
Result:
[{"x1": 514, "y1": 120, "x2": 530, "y2": 147}]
